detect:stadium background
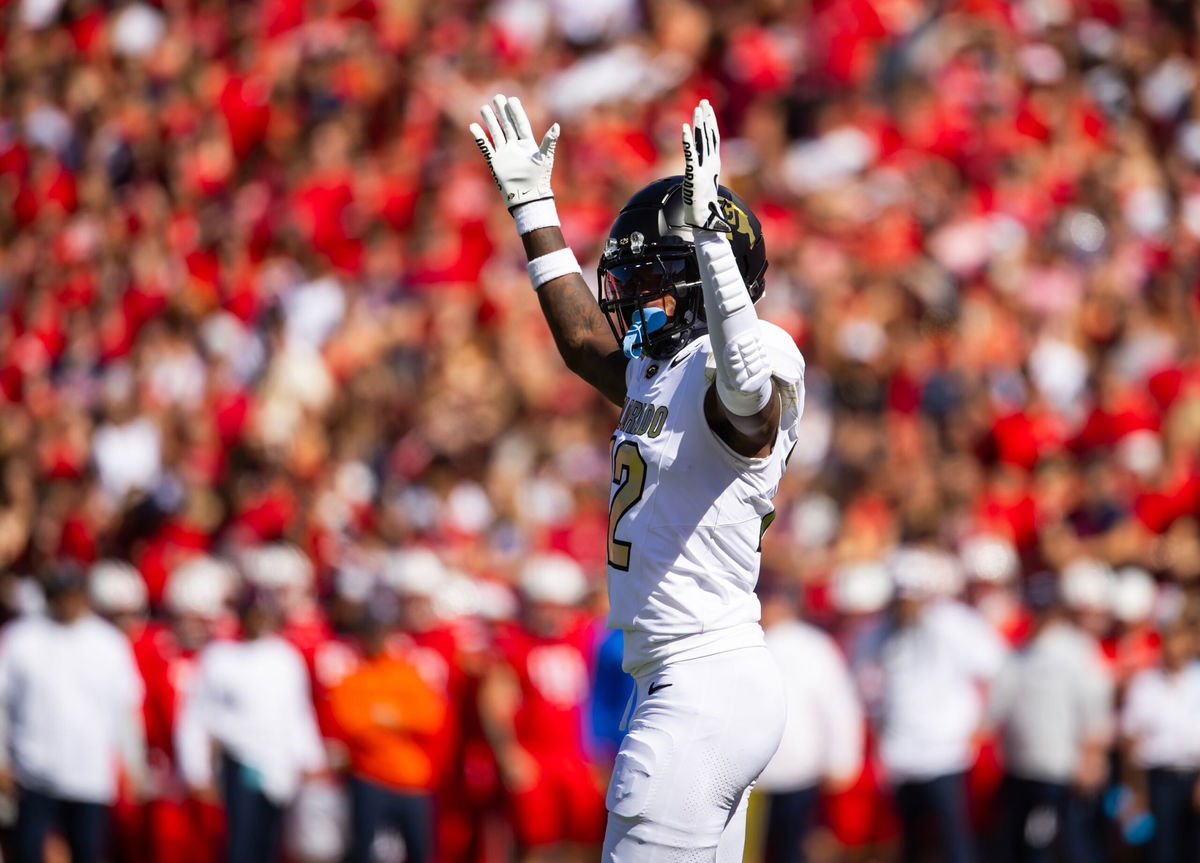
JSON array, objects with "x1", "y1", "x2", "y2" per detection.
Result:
[{"x1": 1, "y1": 0, "x2": 1200, "y2": 860}]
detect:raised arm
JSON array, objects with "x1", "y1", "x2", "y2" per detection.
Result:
[
  {"x1": 470, "y1": 95, "x2": 627, "y2": 406},
  {"x1": 680, "y1": 101, "x2": 781, "y2": 457}
]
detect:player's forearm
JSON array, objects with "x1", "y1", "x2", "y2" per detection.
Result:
[
  {"x1": 523, "y1": 227, "x2": 626, "y2": 405},
  {"x1": 469, "y1": 95, "x2": 626, "y2": 405},
  {"x1": 695, "y1": 232, "x2": 779, "y2": 452},
  {"x1": 175, "y1": 700, "x2": 214, "y2": 790},
  {"x1": 695, "y1": 231, "x2": 772, "y2": 416}
]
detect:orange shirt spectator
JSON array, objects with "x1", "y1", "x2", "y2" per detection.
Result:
[{"x1": 329, "y1": 646, "x2": 447, "y2": 791}]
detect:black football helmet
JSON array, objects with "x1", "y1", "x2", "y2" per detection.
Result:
[{"x1": 598, "y1": 176, "x2": 767, "y2": 361}]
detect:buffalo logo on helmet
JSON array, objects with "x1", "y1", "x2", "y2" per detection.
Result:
[{"x1": 719, "y1": 197, "x2": 758, "y2": 249}]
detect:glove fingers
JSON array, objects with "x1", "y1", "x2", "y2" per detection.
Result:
[
  {"x1": 507, "y1": 97, "x2": 535, "y2": 141},
  {"x1": 480, "y1": 104, "x2": 506, "y2": 146},
  {"x1": 700, "y1": 100, "x2": 714, "y2": 129},
  {"x1": 681, "y1": 123, "x2": 693, "y2": 162},
  {"x1": 469, "y1": 123, "x2": 495, "y2": 157},
  {"x1": 704, "y1": 100, "x2": 720, "y2": 149},
  {"x1": 493, "y1": 94, "x2": 518, "y2": 142},
  {"x1": 537, "y1": 123, "x2": 560, "y2": 159}
]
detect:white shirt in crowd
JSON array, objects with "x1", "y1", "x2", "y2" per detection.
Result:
[
  {"x1": 759, "y1": 620, "x2": 863, "y2": 793},
  {"x1": 989, "y1": 620, "x2": 1113, "y2": 783},
  {"x1": 0, "y1": 614, "x2": 144, "y2": 803},
  {"x1": 91, "y1": 416, "x2": 161, "y2": 501},
  {"x1": 1121, "y1": 662, "x2": 1200, "y2": 771},
  {"x1": 862, "y1": 600, "x2": 1007, "y2": 783},
  {"x1": 177, "y1": 635, "x2": 325, "y2": 804}
]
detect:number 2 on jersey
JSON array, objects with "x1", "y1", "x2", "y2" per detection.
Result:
[{"x1": 608, "y1": 440, "x2": 647, "y2": 571}]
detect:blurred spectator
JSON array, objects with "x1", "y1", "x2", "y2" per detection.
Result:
[
  {"x1": 137, "y1": 555, "x2": 234, "y2": 863},
  {"x1": 0, "y1": 562, "x2": 146, "y2": 863},
  {"x1": 236, "y1": 543, "x2": 352, "y2": 862},
  {"x1": 858, "y1": 548, "x2": 1007, "y2": 863},
  {"x1": 988, "y1": 571, "x2": 1113, "y2": 863},
  {"x1": 479, "y1": 554, "x2": 605, "y2": 863},
  {"x1": 87, "y1": 558, "x2": 152, "y2": 861},
  {"x1": 828, "y1": 560, "x2": 897, "y2": 856},
  {"x1": 758, "y1": 586, "x2": 863, "y2": 863},
  {"x1": 328, "y1": 599, "x2": 446, "y2": 863},
  {"x1": 961, "y1": 534, "x2": 1029, "y2": 646},
  {"x1": 832, "y1": 560, "x2": 893, "y2": 654},
  {"x1": 1060, "y1": 561, "x2": 1117, "y2": 647},
  {"x1": 382, "y1": 546, "x2": 487, "y2": 863},
  {"x1": 1106, "y1": 567, "x2": 1163, "y2": 685},
  {"x1": 91, "y1": 371, "x2": 162, "y2": 504},
  {"x1": 1120, "y1": 618, "x2": 1200, "y2": 863},
  {"x1": 88, "y1": 559, "x2": 150, "y2": 634},
  {"x1": 177, "y1": 586, "x2": 325, "y2": 863}
]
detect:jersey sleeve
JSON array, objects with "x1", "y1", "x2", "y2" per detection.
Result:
[
  {"x1": 938, "y1": 602, "x2": 1008, "y2": 680},
  {"x1": 1076, "y1": 646, "x2": 1114, "y2": 742},
  {"x1": 986, "y1": 657, "x2": 1018, "y2": 727},
  {"x1": 0, "y1": 625, "x2": 18, "y2": 707},
  {"x1": 759, "y1": 321, "x2": 805, "y2": 387},
  {"x1": 175, "y1": 647, "x2": 217, "y2": 791},
  {"x1": 814, "y1": 633, "x2": 865, "y2": 783},
  {"x1": 760, "y1": 321, "x2": 805, "y2": 430},
  {"x1": 283, "y1": 645, "x2": 326, "y2": 773}
]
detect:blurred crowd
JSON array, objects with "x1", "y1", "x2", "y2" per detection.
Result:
[{"x1": 2, "y1": 0, "x2": 1200, "y2": 859}]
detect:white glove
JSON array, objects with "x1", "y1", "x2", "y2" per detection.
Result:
[
  {"x1": 681, "y1": 99, "x2": 732, "y2": 233},
  {"x1": 470, "y1": 94, "x2": 560, "y2": 210}
]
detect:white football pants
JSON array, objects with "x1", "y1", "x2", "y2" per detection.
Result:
[{"x1": 602, "y1": 645, "x2": 787, "y2": 863}]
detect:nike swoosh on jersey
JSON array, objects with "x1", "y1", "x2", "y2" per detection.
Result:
[
  {"x1": 648, "y1": 681, "x2": 673, "y2": 695},
  {"x1": 669, "y1": 345, "x2": 700, "y2": 369}
]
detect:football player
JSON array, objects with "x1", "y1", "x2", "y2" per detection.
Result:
[
  {"x1": 480, "y1": 554, "x2": 607, "y2": 863},
  {"x1": 138, "y1": 556, "x2": 234, "y2": 863},
  {"x1": 470, "y1": 96, "x2": 805, "y2": 863}
]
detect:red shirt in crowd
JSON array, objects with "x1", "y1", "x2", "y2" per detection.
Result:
[{"x1": 491, "y1": 615, "x2": 594, "y2": 757}]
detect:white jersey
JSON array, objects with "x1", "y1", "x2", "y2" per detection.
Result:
[{"x1": 607, "y1": 320, "x2": 804, "y2": 675}]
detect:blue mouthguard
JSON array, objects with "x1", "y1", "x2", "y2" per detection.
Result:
[{"x1": 622, "y1": 308, "x2": 668, "y2": 359}]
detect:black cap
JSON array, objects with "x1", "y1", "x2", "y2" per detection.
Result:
[
  {"x1": 235, "y1": 583, "x2": 283, "y2": 618},
  {"x1": 362, "y1": 588, "x2": 400, "y2": 631},
  {"x1": 1024, "y1": 571, "x2": 1061, "y2": 613},
  {"x1": 43, "y1": 561, "x2": 87, "y2": 598}
]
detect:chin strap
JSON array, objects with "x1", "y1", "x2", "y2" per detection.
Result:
[
  {"x1": 623, "y1": 308, "x2": 668, "y2": 359},
  {"x1": 694, "y1": 230, "x2": 772, "y2": 416}
]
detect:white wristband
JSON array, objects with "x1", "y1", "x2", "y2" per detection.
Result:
[
  {"x1": 512, "y1": 198, "x2": 560, "y2": 235},
  {"x1": 527, "y1": 248, "x2": 581, "y2": 289}
]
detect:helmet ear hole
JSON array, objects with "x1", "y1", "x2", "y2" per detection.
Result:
[{"x1": 748, "y1": 272, "x2": 767, "y2": 304}]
